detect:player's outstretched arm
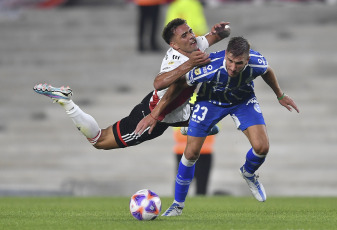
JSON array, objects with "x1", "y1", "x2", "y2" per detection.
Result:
[
  {"x1": 154, "y1": 51, "x2": 210, "y2": 91},
  {"x1": 205, "y1": 21, "x2": 231, "y2": 46},
  {"x1": 135, "y1": 79, "x2": 189, "y2": 135},
  {"x1": 261, "y1": 67, "x2": 300, "y2": 113}
]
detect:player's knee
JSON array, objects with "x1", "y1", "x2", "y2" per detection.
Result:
[
  {"x1": 253, "y1": 142, "x2": 269, "y2": 156},
  {"x1": 93, "y1": 138, "x2": 115, "y2": 150},
  {"x1": 92, "y1": 136, "x2": 106, "y2": 149},
  {"x1": 92, "y1": 127, "x2": 118, "y2": 150},
  {"x1": 184, "y1": 150, "x2": 200, "y2": 161},
  {"x1": 93, "y1": 141, "x2": 104, "y2": 150}
]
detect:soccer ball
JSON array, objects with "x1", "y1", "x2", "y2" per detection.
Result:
[{"x1": 129, "y1": 189, "x2": 161, "y2": 221}]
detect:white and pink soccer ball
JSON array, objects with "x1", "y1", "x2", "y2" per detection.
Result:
[{"x1": 129, "y1": 189, "x2": 161, "y2": 221}]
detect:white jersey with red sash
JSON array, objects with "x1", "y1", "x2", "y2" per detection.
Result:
[{"x1": 149, "y1": 36, "x2": 209, "y2": 123}]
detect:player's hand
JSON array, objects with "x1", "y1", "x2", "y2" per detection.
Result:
[
  {"x1": 210, "y1": 21, "x2": 231, "y2": 39},
  {"x1": 135, "y1": 114, "x2": 158, "y2": 136},
  {"x1": 278, "y1": 94, "x2": 300, "y2": 113},
  {"x1": 187, "y1": 51, "x2": 210, "y2": 67}
]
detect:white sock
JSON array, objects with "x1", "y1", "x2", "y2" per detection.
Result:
[
  {"x1": 181, "y1": 153, "x2": 197, "y2": 167},
  {"x1": 60, "y1": 100, "x2": 101, "y2": 144}
]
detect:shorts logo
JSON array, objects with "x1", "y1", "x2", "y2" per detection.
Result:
[
  {"x1": 254, "y1": 103, "x2": 262, "y2": 113},
  {"x1": 246, "y1": 97, "x2": 262, "y2": 113},
  {"x1": 246, "y1": 97, "x2": 258, "y2": 105}
]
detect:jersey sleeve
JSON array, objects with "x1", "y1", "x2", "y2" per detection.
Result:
[
  {"x1": 196, "y1": 36, "x2": 209, "y2": 52},
  {"x1": 159, "y1": 49, "x2": 185, "y2": 73},
  {"x1": 249, "y1": 50, "x2": 269, "y2": 76},
  {"x1": 185, "y1": 50, "x2": 224, "y2": 86},
  {"x1": 185, "y1": 65, "x2": 215, "y2": 86}
]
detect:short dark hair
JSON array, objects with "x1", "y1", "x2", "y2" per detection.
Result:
[
  {"x1": 226, "y1": 36, "x2": 250, "y2": 57},
  {"x1": 162, "y1": 18, "x2": 187, "y2": 45}
]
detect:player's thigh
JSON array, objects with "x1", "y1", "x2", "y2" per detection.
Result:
[
  {"x1": 95, "y1": 126, "x2": 120, "y2": 150},
  {"x1": 230, "y1": 97, "x2": 266, "y2": 132},
  {"x1": 112, "y1": 102, "x2": 169, "y2": 148},
  {"x1": 188, "y1": 101, "x2": 228, "y2": 137},
  {"x1": 96, "y1": 92, "x2": 156, "y2": 149},
  {"x1": 184, "y1": 135, "x2": 207, "y2": 160},
  {"x1": 243, "y1": 124, "x2": 269, "y2": 155}
]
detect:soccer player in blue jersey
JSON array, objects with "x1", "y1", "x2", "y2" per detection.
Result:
[{"x1": 136, "y1": 36, "x2": 299, "y2": 216}]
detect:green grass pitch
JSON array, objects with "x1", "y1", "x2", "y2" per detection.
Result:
[{"x1": 0, "y1": 196, "x2": 336, "y2": 230}]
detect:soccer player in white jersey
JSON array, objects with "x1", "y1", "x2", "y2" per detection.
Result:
[
  {"x1": 33, "y1": 19, "x2": 230, "y2": 150},
  {"x1": 136, "y1": 37, "x2": 300, "y2": 216}
]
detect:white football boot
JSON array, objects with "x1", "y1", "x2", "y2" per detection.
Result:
[
  {"x1": 161, "y1": 202, "x2": 184, "y2": 217},
  {"x1": 239, "y1": 166, "x2": 266, "y2": 202}
]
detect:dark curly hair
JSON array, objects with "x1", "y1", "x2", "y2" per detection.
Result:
[{"x1": 162, "y1": 18, "x2": 187, "y2": 45}]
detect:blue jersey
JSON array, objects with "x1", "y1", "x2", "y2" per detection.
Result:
[{"x1": 186, "y1": 49, "x2": 268, "y2": 106}]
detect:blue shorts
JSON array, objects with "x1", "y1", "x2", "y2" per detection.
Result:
[{"x1": 187, "y1": 97, "x2": 266, "y2": 137}]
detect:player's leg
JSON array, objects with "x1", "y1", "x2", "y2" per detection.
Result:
[
  {"x1": 231, "y1": 96, "x2": 268, "y2": 201},
  {"x1": 34, "y1": 84, "x2": 168, "y2": 150},
  {"x1": 240, "y1": 125, "x2": 268, "y2": 202},
  {"x1": 162, "y1": 101, "x2": 226, "y2": 217},
  {"x1": 176, "y1": 135, "x2": 205, "y2": 199},
  {"x1": 82, "y1": 93, "x2": 169, "y2": 149},
  {"x1": 110, "y1": 92, "x2": 169, "y2": 148},
  {"x1": 195, "y1": 153, "x2": 212, "y2": 195},
  {"x1": 33, "y1": 84, "x2": 104, "y2": 145},
  {"x1": 161, "y1": 135, "x2": 205, "y2": 217},
  {"x1": 93, "y1": 126, "x2": 119, "y2": 149},
  {"x1": 93, "y1": 91, "x2": 168, "y2": 149},
  {"x1": 243, "y1": 124, "x2": 269, "y2": 157},
  {"x1": 175, "y1": 146, "x2": 213, "y2": 196},
  {"x1": 242, "y1": 124, "x2": 269, "y2": 175},
  {"x1": 33, "y1": 84, "x2": 127, "y2": 150}
]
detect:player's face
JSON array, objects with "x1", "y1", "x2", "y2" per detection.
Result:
[
  {"x1": 225, "y1": 52, "x2": 250, "y2": 78},
  {"x1": 170, "y1": 24, "x2": 198, "y2": 54}
]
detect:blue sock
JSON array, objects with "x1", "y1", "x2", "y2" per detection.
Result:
[
  {"x1": 175, "y1": 161, "x2": 195, "y2": 202},
  {"x1": 243, "y1": 148, "x2": 266, "y2": 174}
]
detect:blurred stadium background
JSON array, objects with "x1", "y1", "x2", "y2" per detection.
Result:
[{"x1": 0, "y1": 0, "x2": 336, "y2": 197}]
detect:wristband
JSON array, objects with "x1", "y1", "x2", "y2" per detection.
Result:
[
  {"x1": 150, "y1": 113, "x2": 158, "y2": 120},
  {"x1": 277, "y1": 93, "x2": 285, "y2": 100}
]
